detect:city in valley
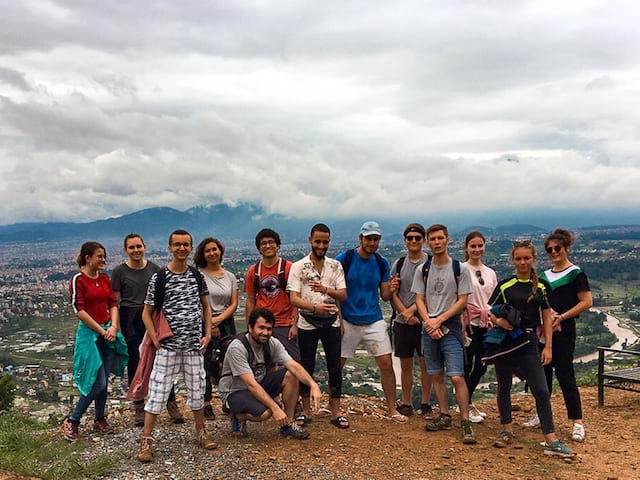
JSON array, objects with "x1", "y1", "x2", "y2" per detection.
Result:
[{"x1": 1, "y1": 225, "x2": 639, "y2": 419}]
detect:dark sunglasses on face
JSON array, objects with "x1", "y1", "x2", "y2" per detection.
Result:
[
  {"x1": 405, "y1": 235, "x2": 423, "y2": 242},
  {"x1": 546, "y1": 245, "x2": 563, "y2": 254},
  {"x1": 475, "y1": 269, "x2": 485, "y2": 285}
]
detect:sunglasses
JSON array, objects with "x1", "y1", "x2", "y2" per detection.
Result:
[
  {"x1": 513, "y1": 239, "x2": 532, "y2": 247},
  {"x1": 546, "y1": 245, "x2": 563, "y2": 254},
  {"x1": 405, "y1": 235, "x2": 423, "y2": 242},
  {"x1": 475, "y1": 269, "x2": 485, "y2": 285}
]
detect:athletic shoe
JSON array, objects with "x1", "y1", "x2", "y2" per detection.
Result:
[
  {"x1": 493, "y1": 430, "x2": 514, "y2": 448},
  {"x1": 230, "y1": 413, "x2": 248, "y2": 436},
  {"x1": 204, "y1": 404, "x2": 216, "y2": 420},
  {"x1": 396, "y1": 403, "x2": 414, "y2": 417},
  {"x1": 93, "y1": 418, "x2": 113, "y2": 434},
  {"x1": 543, "y1": 440, "x2": 576, "y2": 458},
  {"x1": 468, "y1": 407, "x2": 485, "y2": 424},
  {"x1": 62, "y1": 418, "x2": 79, "y2": 442},
  {"x1": 166, "y1": 400, "x2": 185, "y2": 424},
  {"x1": 280, "y1": 423, "x2": 310, "y2": 440},
  {"x1": 571, "y1": 423, "x2": 585, "y2": 442},
  {"x1": 523, "y1": 413, "x2": 541, "y2": 428},
  {"x1": 470, "y1": 404, "x2": 487, "y2": 418},
  {"x1": 461, "y1": 420, "x2": 477, "y2": 444},
  {"x1": 136, "y1": 436, "x2": 153, "y2": 463},
  {"x1": 425, "y1": 413, "x2": 452, "y2": 431},
  {"x1": 420, "y1": 403, "x2": 434, "y2": 419}
]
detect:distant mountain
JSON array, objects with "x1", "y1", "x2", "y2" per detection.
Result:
[{"x1": 0, "y1": 203, "x2": 639, "y2": 244}]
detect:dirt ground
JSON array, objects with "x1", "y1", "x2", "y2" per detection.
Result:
[{"x1": 1, "y1": 386, "x2": 637, "y2": 480}]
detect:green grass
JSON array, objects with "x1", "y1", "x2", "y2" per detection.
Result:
[{"x1": 0, "y1": 411, "x2": 114, "y2": 480}]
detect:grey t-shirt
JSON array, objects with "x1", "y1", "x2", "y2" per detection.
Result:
[
  {"x1": 410, "y1": 258, "x2": 472, "y2": 317},
  {"x1": 390, "y1": 252, "x2": 429, "y2": 324},
  {"x1": 111, "y1": 261, "x2": 161, "y2": 307},
  {"x1": 201, "y1": 269, "x2": 238, "y2": 315},
  {"x1": 218, "y1": 334, "x2": 292, "y2": 402}
]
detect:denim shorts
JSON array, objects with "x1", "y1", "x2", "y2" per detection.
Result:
[{"x1": 422, "y1": 331, "x2": 465, "y2": 377}]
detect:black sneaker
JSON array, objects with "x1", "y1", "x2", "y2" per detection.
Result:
[
  {"x1": 204, "y1": 404, "x2": 216, "y2": 420},
  {"x1": 280, "y1": 423, "x2": 310, "y2": 440}
]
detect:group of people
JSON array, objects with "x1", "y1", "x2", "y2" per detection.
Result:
[{"x1": 62, "y1": 221, "x2": 591, "y2": 462}]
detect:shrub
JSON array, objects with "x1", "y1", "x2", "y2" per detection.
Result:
[{"x1": 0, "y1": 374, "x2": 16, "y2": 411}]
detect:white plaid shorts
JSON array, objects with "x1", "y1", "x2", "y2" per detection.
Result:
[{"x1": 145, "y1": 348, "x2": 206, "y2": 414}]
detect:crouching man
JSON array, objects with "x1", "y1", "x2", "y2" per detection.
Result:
[{"x1": 219, "y1": 308, "x2": 322, "y2": 439}]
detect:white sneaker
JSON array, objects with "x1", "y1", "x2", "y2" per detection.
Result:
[
  {"x1": 523, "y1": 413, "x2": 541, "y2": 428},
  {"x1": 571, "y1": 423, "x2": 585, "y2": 442},
  {"x1": 468, "y1": 407, "x2": 484, "y2": 424},
  {"x1": 470, "y1": 404, "x2": 487, "y2": 419}
]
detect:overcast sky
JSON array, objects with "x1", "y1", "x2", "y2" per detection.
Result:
[{"x1": 1, "y1": 0, "x2": 639, "y2": 225}]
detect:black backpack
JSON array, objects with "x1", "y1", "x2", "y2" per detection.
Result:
[
  {"x1": 252, "y1": 258, "x2": 289, "y2": 296},
  {"x1": 217, "y1": 333, "x2": 272, "y2": 379},
  {"x1": 153, "y1": 265, "x2": 205, "y2": 311},
  {"x1": 341, "y1": 248, "x2": 387, "y2": 282},
  {"x1": 389, "y1": 255, "x2": 407, "y2": 321},
  {"x1": 421, "y1": 254, "x2": 461, "y2": 288}
]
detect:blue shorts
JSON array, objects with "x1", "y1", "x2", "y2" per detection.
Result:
[{"x1": 422, "y1": 331, "x2": 465, "y2": 377}]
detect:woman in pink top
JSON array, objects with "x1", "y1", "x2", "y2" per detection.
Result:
[{"x1": 462, "y1": 231, "x2": 497, "y2": 423}]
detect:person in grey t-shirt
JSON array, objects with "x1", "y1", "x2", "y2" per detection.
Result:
[
  {"x1": 410, "y1": 223, "x2": 476, "y2": 444},
  {"x1": 389, "y1": 223, "x2": 433, "y2": 418},
  {"x1": 218, "y1": 308, "x2": 321, "y2": 440}
]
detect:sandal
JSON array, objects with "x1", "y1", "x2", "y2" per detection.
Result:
[
  {"x1": 330, "y1": 416, "x2": 350, "y2": 429},
  {"x1": 390, "y1": 413, "x2": 408, "y2": 424},
  {"x1": 295, "y1": 414, "x2": 312, "y2": 426}
]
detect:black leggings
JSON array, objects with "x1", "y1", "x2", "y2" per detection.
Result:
[
  {"x1": 543, "y1": 328, "x2": 582, "y2": 420},
  {"x1": 298, "y1": 327, "x2": 342, "y2": 398},
  {"x1": 495, "y1": 337, "x2": 555, "y2": 434},
  {"x1": 464, "y1": 325, "x2": 488, "y2": 401}
]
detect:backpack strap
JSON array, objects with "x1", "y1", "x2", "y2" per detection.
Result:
[
  {"x1": 341, "y1": 248, "x2": 356, "y2": 277},
  {"x1": 253, "y1": 260, "x2": 262, "y2": 297},
  {"x1": 373, "y1": 253, "x2": 387, "y2": 284},
  {"x1": 153, "y1": 267, "x2": 167, "y2": 312},
  {"x1": 187, "y1": 265, "x2": 205, "y2": 296},
  {"x1": 421, "y1": 254, "x2": 433, "y2": 284},
  {"x1": 421, "y1": 255, "x2": 461, "y2": 288},
  {"x1": 238, "y1": 333, "x2": 272, "y2": 372},
  {"x1": 276, "y1": 257, "x2": 288, "y2": 290},
  {"x1": 452, "y1": 259, "x2": 461, "y2": 289},
  {"x1": 395, "y1": 256, "x2": 406, "y2": 278}
]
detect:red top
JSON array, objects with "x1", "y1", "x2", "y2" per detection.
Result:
[
  {"x1": 244, "y1": 259, "x2": 294, "y2": 327},
  {"x1": 69, "y1": 272, "x2": 117, "y2": 325}
]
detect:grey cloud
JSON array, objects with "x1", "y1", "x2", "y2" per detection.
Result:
[{"x1": 0, "y1": 66, "x2": 31, "y2": 91}]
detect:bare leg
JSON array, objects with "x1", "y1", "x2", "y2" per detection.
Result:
[
  {"x1": 399, "y1": 357, "x2": 414, "y2": 405},
  {"x1": 430, "y1": 372, "x2": 449, "y2": 414},
  {"x1": 375, "y1": 353, "x2": 399, "y2": 415},
  {"x1": 450, "y1": 376, "x2": 470, "y2": 421},
  {"x1": 281, "y1": 371, "x2": 300, "y2": 421},
  {"x1": 418, "y1": 356, "x2": 432, "y2": 404}
]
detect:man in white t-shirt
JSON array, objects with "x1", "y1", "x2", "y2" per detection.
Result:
[{"x1": 288, "y1": 223, "x2": 349, "y2": 429}]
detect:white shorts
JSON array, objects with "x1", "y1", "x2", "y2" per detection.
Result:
[
  {"x1": 341, "y1": 320, "x2": 392, "y2": 358},
  {"x1": 145, "y1": 348, "x2": 206, "y2": 414}
]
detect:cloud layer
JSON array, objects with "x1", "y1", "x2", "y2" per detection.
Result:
[{"x1": 1, "y1": 0, "x2": 639, "y2": 224}]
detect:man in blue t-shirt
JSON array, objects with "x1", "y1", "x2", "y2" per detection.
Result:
[{"x1": 336, "y1": 221, "x2": 406, "y2": 423}]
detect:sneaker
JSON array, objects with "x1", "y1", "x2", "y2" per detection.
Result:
[
  {"x1": 136, "y1": 435, "x2": 153, "y2": 463},
  {"x1": 230, "y1": 413, "x2": 248, "y2": 436},
  {"x1": 470, "y1": 404, "x2": 487, "y2": 418},
  {"x1": 493, "y1": 430, "x2": 514, "y2": 448},
  {"x1": 461, "y1": 420, "x2": 477, "y2": 444},
  {"x1": 396, "y1": 403, "x2": 414, "y2": 417},
  {"x1": 93, "y1": 418, "x2": 113, "y2": 434},
  {"x1": 420, "y1": 403, "x2": 434, "y2": 419},
  {"x1": 425, "y1": 413, "x2": 452, "y2": 431},
  {"x1": 196, "y1": 429, "x2": 217, "y2": 450},
  {"x1": 62, "y1": 418, "x2": 79, "y2": 442},
  {"x1": 134, "y1": 403, "x2": 145, "y2": 427},
  {"x1": 523, "y1": 413, "x2": 541, "y2": 428},
  {"x1": 166, "y1": 400, "x2": 185, "y2": 424},
  {"x1": 468, "y1": 406, "x2": 485, "y2": 424},
  {"x1": 571, "y1": 423, "x2": 585, "y2": 442},
  {"x1": 544, "y1": 440, "x2": 576, "y2": 458},
  {"x1": 280, "y1": 423, "x2": 310, "y2": 440},
  {"x1": 204, "y1": 404, "x2": 216, "y2": 420}
]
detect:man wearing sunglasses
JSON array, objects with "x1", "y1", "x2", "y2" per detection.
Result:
[{"x1": 389, "y1": 223, "x2": 433, "y2": 419}]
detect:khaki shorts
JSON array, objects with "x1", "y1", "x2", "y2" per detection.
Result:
[{"x1": 341, "y1": 320, "x2": 392, "y2": 358}]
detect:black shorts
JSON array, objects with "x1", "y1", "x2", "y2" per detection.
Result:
[
  {"x1": 393, "y1": 322, "x2": 423, "y2": 358},
  {"x1": 225, "y1": 368, "x2": 287, "y2": 417}
]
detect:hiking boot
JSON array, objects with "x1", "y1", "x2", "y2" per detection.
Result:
[
  {"x1": 544, "y1": 440, "x2": 576, "y2": 458},
  {"x1": 425, "y1": 413, "x2": 452, "y2": 431},
  {"x1": 523, "y1": 413, "x2": 541, "y2": 428},
  {"x1": 166, "y1": 400, "x2": 185, "y2": 424},
  {"x1": 280, "y1": 423, "x2": 310, "y2": 440},
  {"x1": 493, "y1": 430, "x2": 514, "y2": 448},
  {"x1": 461, "y1": 420, "x2": 477, "y2": 444},
  {"x1": 93, "y1": 417, "x2": 113, "y2": 434},
  {"x1": 136, "y1": 436, "x2": 153, "y2": 463},
  {"x1": 396, "y1": 403, "x2": 414, "y2": 417},
  {"x1": 196, "y1": 429, "x2": 217, "y2": 450},
  {"x1": 62, "y1": 418, "x2": 79, "y2": 442},
  {"x1": 204, "y1": 404, "x2": 216, "y2": 420},
  {"x1": 134, "y1": 403, "x2": 145, "y2": 427},
  {"x1": 420, "y1": 403, "x2": 434, "y2": 420},
  {"x1": 571, "y1": 423, "x2": 585, "y2": 442},
  {"x1": 230, "y1": 413, "x2": 248, "y2": 436}
]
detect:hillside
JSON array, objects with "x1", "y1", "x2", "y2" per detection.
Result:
[{"x1": 2, "y1": 386, "x2": 637, "y2": 480}]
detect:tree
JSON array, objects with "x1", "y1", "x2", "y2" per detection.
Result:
[{"x1": 0, "y1": 373, "x2": 16, "y2": 411}]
